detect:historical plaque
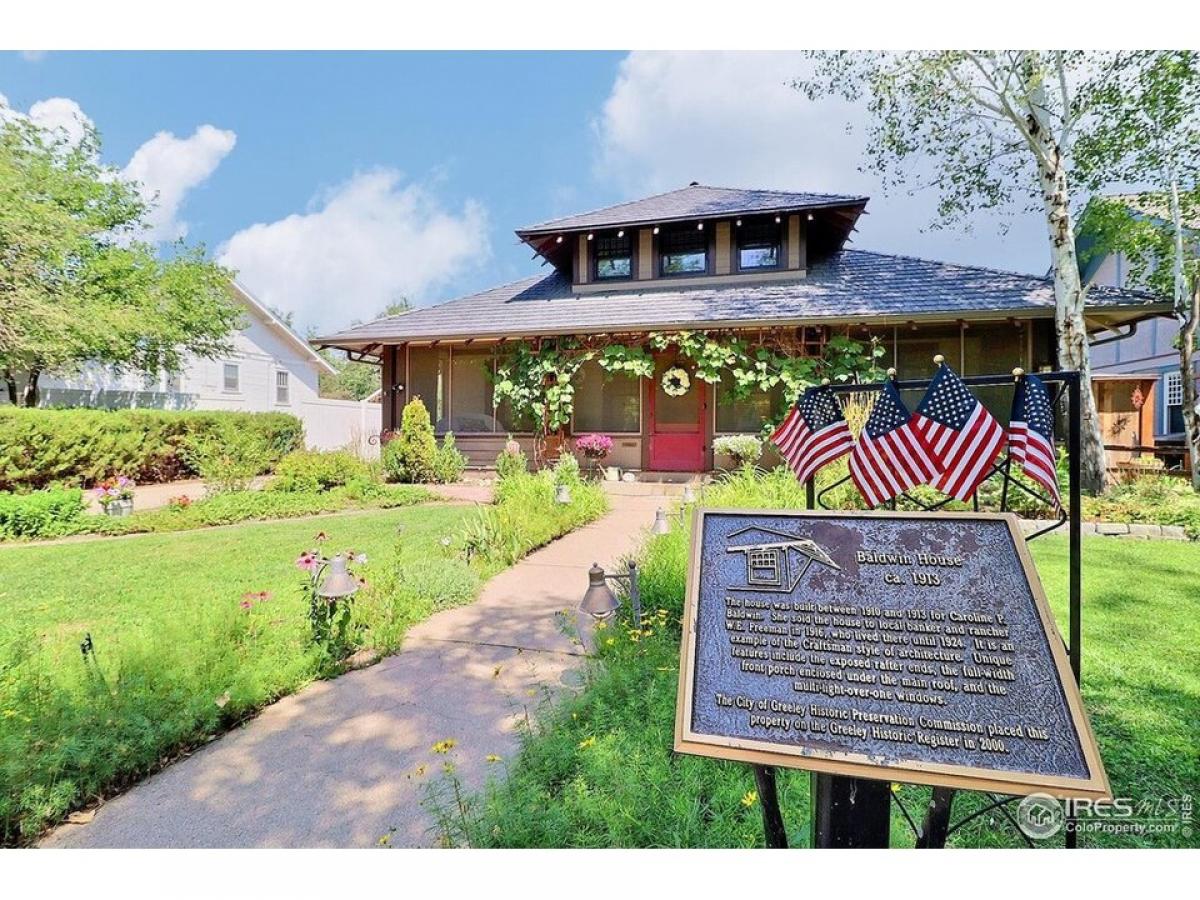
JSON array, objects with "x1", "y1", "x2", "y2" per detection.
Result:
[{"x1": 675, "y1": 509, "x2": 1109, "y2": 799}]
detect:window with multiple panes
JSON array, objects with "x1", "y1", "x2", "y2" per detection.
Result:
[
  {"x1": 659, "y1": 225, "x2": 708, "y2": 276},
  {"x1": 736, "y1": 218, "x2": 782, "y2": 271},
  {"x1": 748, "y1": 549, "x2": 781, "y2": 586},
  {"x1": 165, "y1": 372, "x2": 181, "y2": 394},
  {"x1": 593, "y1": 231, "x2": 633, "y2": 281},
  {"x1": 714, "y1": 372, "x2": 784, "y2": 433},
  {"x1": 275, "y1": 371, "x2": 290, "y2": 404},
  {"x1": 1165, "y1": 371, "x2": 1184, "y2": 433},
  {"x1": 223, "y1": 363, "x2": 240, "y2": 392}
]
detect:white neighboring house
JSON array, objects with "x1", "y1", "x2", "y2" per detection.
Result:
[{"x1": 21, "y1": 282, "x2": 382, "y2": 455}]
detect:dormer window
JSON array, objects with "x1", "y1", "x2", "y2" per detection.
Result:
[
  {"x1": 593, "y1": 231, "x2": 633, "y2": 280},
  {"x1": 659, "y1": 224, "x2": 709, "y2": 276},
  {"x1": 737, "y1": 217, "x2": 782, "y2": 271}
]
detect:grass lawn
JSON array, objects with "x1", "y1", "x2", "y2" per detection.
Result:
[
  {"x1": 0, "y1": 504, "x2": 476, "y2": 844},
  {"x1": 456, "y1": 531, "x2": 1198, "y2": 850}
]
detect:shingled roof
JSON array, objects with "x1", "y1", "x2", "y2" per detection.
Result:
[
  {"x1": 517, "y1": 184, "x2": 868, "y2": 234},
  {"x1": 315, "y1": 249, "x2": 1166, "y2": 352}
]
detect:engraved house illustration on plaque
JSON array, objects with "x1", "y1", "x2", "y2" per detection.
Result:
[{"x1": 725, "y1": 525, "x2": 841, "y2": 593}]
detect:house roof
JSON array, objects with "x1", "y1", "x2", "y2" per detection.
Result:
[
  {"x1": 517, "y1": 184, "x2": 869, "y2": 234},
  {"x1": 229, "y1": 282, "x2": 338, "y2": 376},
  {"x1": 1104, "y1": 193, "x2": 1200, "y2": 230},
  {"x1": 313, "y1": 249, "x2": 1167, "y2": 352}
]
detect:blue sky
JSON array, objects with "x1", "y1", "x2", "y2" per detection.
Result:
[{"x1": 1, "y1": 51, "x2": 1053, "y2": 334}]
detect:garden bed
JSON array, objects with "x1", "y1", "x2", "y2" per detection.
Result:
[
  {"x1": 0, "y1": 465, "x2": 607, "y2": 845},
  {"x1": 445, "y1": 470, "x2": 1199, "y2": 850}
]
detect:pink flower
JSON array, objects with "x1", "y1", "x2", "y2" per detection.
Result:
[
  {"x1": 295, "y1": 552, "x2": 318, "y2": 571},
  {"x1": 239, "y1": 600, "x2": 252, "y2": 610}
]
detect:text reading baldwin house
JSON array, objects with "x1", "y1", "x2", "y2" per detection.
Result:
[{"x1": 315, "y1": 185, "x2": 1168, "y2": 473}]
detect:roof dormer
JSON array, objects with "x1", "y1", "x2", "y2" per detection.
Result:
[{"x1": 514, "y1": 183, "x2": 869, "y2": 289}]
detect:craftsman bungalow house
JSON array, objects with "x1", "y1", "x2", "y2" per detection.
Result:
[{"x1": 315, "y1": 185, "x2": 1168, "y2": 473}]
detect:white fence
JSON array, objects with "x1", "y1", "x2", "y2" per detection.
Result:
[{"x1": 299, "y1": 398, "x2": 383, "y2": 459}]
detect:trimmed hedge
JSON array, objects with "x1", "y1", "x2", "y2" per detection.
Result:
[{"x1": 0, "y1": 408, "x2": 303, "y2": 492}]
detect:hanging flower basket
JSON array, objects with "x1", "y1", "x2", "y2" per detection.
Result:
[{"x1": 661, "y1": 366, "x2": 691, "y2": 397}]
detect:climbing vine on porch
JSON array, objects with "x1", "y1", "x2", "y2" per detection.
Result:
[{"x1": 491, "y1": 331, "x2": 884, "y2": 437}]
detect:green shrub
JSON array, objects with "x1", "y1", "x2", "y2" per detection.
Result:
[
  {"x1": 552, "y1": 452, "x2": 581, "y2": 486},
  {"x1": 183, "y1": 420, "x2": 278, "y2": 494},
  {"x1": 460, "y1": 469, "x2": 607, "y2": 568},
  {"x1": 0, "y1": 488, "x2": 86, "y2": 539},
  {"x1": 270, "y1": 449, "x2": 372, "y2": 493},
  {"x1": 0, "y1": 407, "x2": 302, "y2": 492},
  {"x1": 433, "y1": 433, "x2": 468, "y2": 484},
  {"x1": 495, "y1": 438, "x2": 528, "y2": 481},
  {"x1": 382, "y1": 399, "x2": 438, "y2": 484}
]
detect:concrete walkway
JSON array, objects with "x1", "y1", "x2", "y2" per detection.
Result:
[{"x1": 42, "y1": 489, "x2": 672, "y2": 849}]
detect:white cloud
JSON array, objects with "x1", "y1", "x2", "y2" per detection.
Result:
[
  {"x1": 122, "y1": 125, "x2": 237, "y2": 242},
  {"x1": 219, "y1": 169, "x2": 489, "y2": 334},
  {"x1": 1, "y1": 95, "x2": 234, "y2": 242},
  {"x1": 593, "y1": 52, "x2": 1049, "y2": 274},
  {"x1": 26, "y1": 97, "x2": 93, "y2": 147}
]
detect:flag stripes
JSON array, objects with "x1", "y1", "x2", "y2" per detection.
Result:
[
  {"x1": 848, "y1": 381, "x2": 940, "y2": 507},
  {"x1": 1009, "y1": 372, "x2": 1062, "y2": 508},
  {"x1": 914, "y1": 363, "x2": 1005, "y2": 501},
  {"x1": 770, "y1": 386, "x2": 854, "y2": 484}
]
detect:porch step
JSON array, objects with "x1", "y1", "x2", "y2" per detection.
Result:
[{"x1": 601, "y1": 474, "x2": 707, "y2": 497}]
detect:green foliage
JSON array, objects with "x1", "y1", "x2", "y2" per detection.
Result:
[
  {"x1": 457, "y1": 469, "x2": 607, "y2": 569},
  {"x1": 0, "y1": 484, "x2": 432, "y2": 542},
  {"x1": 551, "y1": 452, "x2": 581, "y2": 485},
  {"x1": 0, "y1": 505, "x2": 474, "y2": 844},
  {"x1": 270, "y1": 449, "x2": 372, "y2": 493},
  {"x1": 183, "y1": 420, "x2": 276, "y2": 494},
  {"x1": 382, "y1": 398, "x2": 439, "y2": 484},
  {"x1": 0, "y1": 114, "x2": 241, "y2": 405},
  {"x1": 318, "y1": 350, "x2": 381, "y2": 401},
  {"x1": 712, "y1": 435, "x2": 763, "y2": 467},
  {"x1": 0, "y1": 407, "x2": 302, "y2": 492},
  {"x1": 492, "y1": 332, "x2": 883, "y2": 437},
  {"x1": 454, "y1": 476, "x2": 1200, "y2": 849},
  {"x1": 1083, "y1": 476, "x2": 1200, "y2": 539},
  {"x1": 0, "y1": 488, "x2": 85, "y2": 539},
  {"x1": 495, "y1": 439, "x2": 528, "y2": 481},
  {"x1": 433, "y1": 433, "x2": 468, "y2": 484}
]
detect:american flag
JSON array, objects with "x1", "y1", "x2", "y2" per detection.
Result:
[
  {"x1": 849, "y1": 380, "x2": 941, "y2": 507},
  {"x1": 770, "y1": 385, "x2": 854, "y2": 483},
  {"x1": 914, "y1": 363, "x2": 1006, "y2": 501},
  {"x1": 1009, "y1": 372, "x2": 1062, "y2": 508}
]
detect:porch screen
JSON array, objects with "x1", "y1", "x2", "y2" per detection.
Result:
[
  {"x1": 714, "y1": 373, "x2": 783, "y2": 433},
  {"x1": 450, "y1": 350, "x2": 496, "y2": 433},
  {"x1": 574, "y1": 361, "x2": 640, "y2": 433},
  {"x1": 407, "y1": 346, "x2": 450, "y2": 432}
]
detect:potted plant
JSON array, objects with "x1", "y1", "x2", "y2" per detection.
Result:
[
  {"x1": 94, "y1": 476, "x2": 136, "y2": 516},
  {"x1": 574, "y1": 433, "x2": 614, "y2": 479},
  {"x1": 714, "y1": 435, "x2": 763, "y2": 469}
]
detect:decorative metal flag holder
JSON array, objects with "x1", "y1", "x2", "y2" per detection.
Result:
[{"x1": 751, "y1": 367, "x2": 1083, "y2": 850}]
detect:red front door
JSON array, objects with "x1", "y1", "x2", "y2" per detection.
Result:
[{"x1": 648, "y1": 355, "x2": 706, "y2": 471}]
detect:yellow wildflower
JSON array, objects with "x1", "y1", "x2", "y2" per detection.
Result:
[
  {"x1": 486, "y1": 754, "x2": 502, "y2": 763},
  {"x1": 578, "y1": 736, "x2": 597, "y2": 750},
  {"x1": 741, "y1": 791, "x2": 758, "y2": 807},
  {"x1": 431, "y1": 739, "x2": 457, "y2": 754}
]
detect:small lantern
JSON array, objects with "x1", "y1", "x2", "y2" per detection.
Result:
[
  {"x1": 317, "y1": 554, "x2": 360, "y2": 599},
  {"x1": 652, "y1": 508, "x2": 671, "y2": 535},
  {"x1": 555, "y1": 484, "x2": 571, "y2": 504},
  {"x1": 682, "y1": 484, "x2": 697, "y2": 504},
  {"x1": 580, "y1": 563, "x2": 620, "y2": 620}
]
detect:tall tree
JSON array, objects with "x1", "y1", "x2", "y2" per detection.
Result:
[
  {"x1": 0, "y1": 113, "x2": 241, "y2": 406},
  {"x1": 1078, "y1": 51, "x2": 1200, "y2": 488},
  {"x1": 796, "y1": 51, "x2": 1149, "y2": 493}
]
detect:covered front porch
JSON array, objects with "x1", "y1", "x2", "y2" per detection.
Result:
[{"x1": 379, "y1": 318, "x2": 1059, "y2": 473}]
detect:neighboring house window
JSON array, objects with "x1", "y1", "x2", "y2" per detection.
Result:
[
  {"x1": 223, "y1": 363, "x2": 240, "y2": 392},
  {"x1": 593, "y1": 231, "x2": 633, "y2": 281},
  {"x1": 659, "y1": 225, "x2": 709, "y2": 276},
  {"x1": 737, "y1": 218, "x2": 782, "y2": 271},
  {"x1": 275, "y1": 371, "x2": 290, "y2": 404},
  {"x1": 1164, "y1": 371, "x2": 1184, "y2": 433}
]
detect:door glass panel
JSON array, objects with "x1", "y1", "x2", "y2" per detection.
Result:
[{"x1": 654, "y1": 359, "x2": 701, "y2": 429}]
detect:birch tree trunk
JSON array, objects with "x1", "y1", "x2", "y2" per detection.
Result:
[
  {"x1": 1180, "y1": 281, "x2": 1200, "y2": 491},
  {"x1": 1029, "y1": 133, "x2": 1108, "y2": 493}
]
